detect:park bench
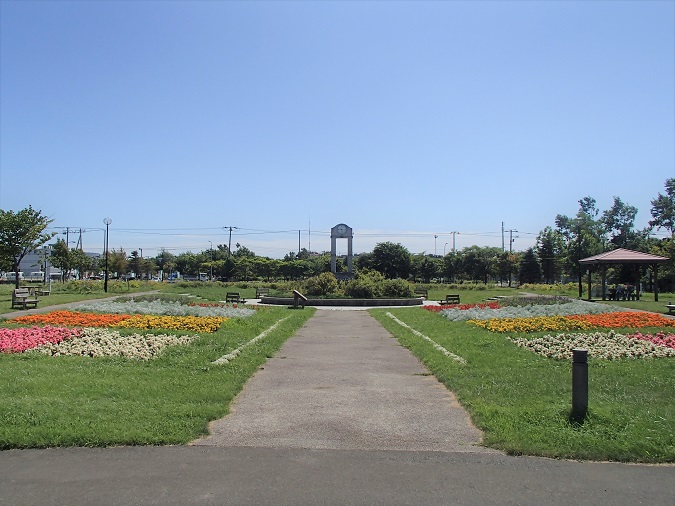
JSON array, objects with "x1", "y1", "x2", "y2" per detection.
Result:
[
  {"x1": 292, "y1": 289, "x2": 308, "y2": 309},
  {"x1": 665, "y1": 303, "x2": 675, "y2": 315},
  {"x1": 438, "y1": 294, "x2": 461, "y2": 305},
  {"x1": 12, "y1": 288, "x2": 39, "y2": 309},
  {"x1": 414, "y1": 288, "x2": 428, "y2": 299},
  {"x1": 255, "y1": 287, "x2": 270, "y2": 298},
  {"x1": 225, "y1": 292, "x2": 246, "y2": 304},
  {"x1": 34, "y1": 287, "x2": 51, "y2": 296}
]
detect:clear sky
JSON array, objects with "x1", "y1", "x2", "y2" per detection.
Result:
[{"x1": 1, "y1": 0, "x2": 673, "y2": 259}]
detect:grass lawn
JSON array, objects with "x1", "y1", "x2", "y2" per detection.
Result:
[
  {"x1": 0, "y1": 304, "x2": 315, "y2": 448},
  {"x1": 371, "y1": 307, "x2": 675, "y2": 463}
]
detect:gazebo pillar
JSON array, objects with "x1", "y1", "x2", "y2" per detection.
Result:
[
  {"x1": 601, "y1": 264, "x2": 607, "y2": 301},
  {"x1": 653, "y1": 264, "x2": 659, "y2": 302},
  {"x1": 587, "y1": 267, "x2": 593, "y2": 301}
]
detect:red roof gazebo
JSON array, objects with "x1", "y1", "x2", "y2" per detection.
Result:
[{"x1": 578, "y1": 248, "x2": 669, "y2": 301}]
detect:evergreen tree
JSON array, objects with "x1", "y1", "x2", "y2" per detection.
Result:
[{"x1": 518, "y1": 248, "x2": 543, "y2": 284}]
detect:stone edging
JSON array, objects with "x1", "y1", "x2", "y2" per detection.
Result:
[{"x1": 259, "y1": 296, "x2": 423, "y2": 307}]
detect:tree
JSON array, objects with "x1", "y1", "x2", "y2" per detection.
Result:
[
  {"x1": 411, "y1": 254, "x2": 440, "y2": 283},
  {"x1": 107, "y1": 248, "x2": 128, "y2": 278},
  {"x1": 555, "y1": 196, "x2": 605, "y2": 282},
  {"x1": 70, "y1": 249, "x2": 96, "y2": 279},
  {"x1": 129, "y1": 250, "x2": 143, "y2": 278},
  {"x1": 536, "y1": 227, "x2": 564, "y2": 284},
  {"x1": 233, "y1": 243, "x2": 255, "y2": 258},
  {"x1": 371, "y1": 242, "x2": 411, "y2": 279},
  {"x1": 0, "y1": 206, "x2": 55, "y2": 288},
  {"x1": 49, "y1": 238, "x2": 71, "y2": 281},
  {"x1": 518, "y1": 248, "x2": 543, "y2": 284},
  {"x1": 601, "y1": 196, "x2": 638, "y2": 248},
  {"x1": 650, "y1": 178, "x2": 675, "y2": 236}
]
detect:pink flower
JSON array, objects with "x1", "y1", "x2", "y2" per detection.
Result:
[{"x1": 0, "y1": 326, "x2": 82, "y2": 353}]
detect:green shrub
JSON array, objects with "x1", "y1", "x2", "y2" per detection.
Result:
[
  {"x1": 381, "y1": 278, "x2": 414, "y2": 297},
  {"x1": 303, "y1": 272, "x2": 339, "y2": 296},
  {"x1": 344, "y1": 277, "x2": 380, "y2": 298}
]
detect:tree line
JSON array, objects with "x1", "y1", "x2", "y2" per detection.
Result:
[{"x1": 2, "y1": 179, "x2": 674, "y2": 290}]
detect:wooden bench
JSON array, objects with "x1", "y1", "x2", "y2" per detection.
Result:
[
  {"x1": 438, "y1": 294, "x2": 460, "y2": 305},
  {"x1": 225, "y1": 292, "x2": 246, "y2": 304},
  {"x1": 255, "y1": 287, "x2": 270, "y2": 298},
  {"x1": 414, "y1": 288, "x2": 428, "y2": 299},
  {"x1": 293, "y1": 289, "x2": 308, "y2": 309},
  {"x1": 665, "y1": 304, "x2": 675, "y2": 314},
  {"x1": 34, "y1": 288, "x2": 51, "y2": 296},
  {"x1": 12, "y1": 288, "x2": 39, "y2": 309}
]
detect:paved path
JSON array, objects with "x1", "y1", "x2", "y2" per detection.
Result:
[{"x1": 193, "y1": 310, "x2": 495, "y2": 453}]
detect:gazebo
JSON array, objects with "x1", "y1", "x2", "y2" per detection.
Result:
[{"x1": 578, "y1": 248, "x2": 669, "y2": 301}]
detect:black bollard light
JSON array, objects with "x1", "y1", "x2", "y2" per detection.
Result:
[{"x1": 571, "y1": 348, "x2": 588, "y2": 422}]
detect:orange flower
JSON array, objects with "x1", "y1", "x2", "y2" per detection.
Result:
[
  {"x1": 9, "y1": 311, "x2": 132, "y2": 327},
  {"x1": 566, "y1": 312, "x2": 675, "y2": 329}
]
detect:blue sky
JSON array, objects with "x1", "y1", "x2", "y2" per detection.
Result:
[{"x1": 1, "y1": 0, "x2": 673, "y2": 258}]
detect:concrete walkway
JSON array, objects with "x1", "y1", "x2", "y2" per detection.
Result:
[{"x1": 193, "y1": 310, "x2": 496, "y2": 453}]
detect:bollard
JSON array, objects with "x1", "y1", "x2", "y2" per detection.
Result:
[{"x1": 571, "y1": 349, "x2": 588, "y2": 422}]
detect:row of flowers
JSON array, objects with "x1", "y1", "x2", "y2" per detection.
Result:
[
  {"x1": 8, "y1": 311, "x2": 226, "y2": 333},
  {"x1": 75, "y1": 299, "x2": 255, "y2": 318},
  {"x1": 438, "y1": 300, "x2": 618, "y2": 321},
  {"x1": 423, "y1": 302, "x2": 501, "y2": 313},
  {"x1": 469, "y1": 312, "x2": 675, "y2": 333},
  {"x1": 509, "y1": 331, "x2": 675, "y2": 360}
]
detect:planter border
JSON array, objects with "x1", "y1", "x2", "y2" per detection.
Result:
[{"x1": 259, "y1": 296, "x2": 423, "y2": 307}]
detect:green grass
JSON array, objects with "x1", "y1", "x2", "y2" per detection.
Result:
[
  {"x1": 0, "y1": 305, "x2": 315, "y2": 448},
  {"x1": 0, "y1": 281, "x2": 160, "y2": 315},
  {"x1": 370, "y1": 307, "x2": 675, "y2": 463}
]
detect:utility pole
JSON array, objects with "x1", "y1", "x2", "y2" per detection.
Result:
[
  {"x1": 224, "y1": 226, "x2": 238, "y2": 256},
  {"x1": 508, "y1": 229, "x2": 518, "y2": 253},
  {"x1": 298, "y1": 230, "x2": 301, "y2": 256},
  {"x1": 502, "y1": 222, "x2": 505, "y2": 251}
]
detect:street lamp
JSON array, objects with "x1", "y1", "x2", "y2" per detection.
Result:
[
  {"x1": 208, "y1": 240, "x2": 213, "y2": 281},
  {"x1": 103, "y1": 217, "x2": 112, "y2": 292},
  {"x1": 444, "y1": 242, "x2": 448, "y2": 256},
  {"x1": 434, "y1": 235, "x2": 438, "y2": 256}
]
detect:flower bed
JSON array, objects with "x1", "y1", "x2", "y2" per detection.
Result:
[
  {"x1": 566, "y1": 312, "x2": 675, "y2": 329},
  {"x1": 470, "y1": 315, "x2": 594, "y2": 333},
  {"x1": 8, "y1": 311, "x2": 227, "y2": 333},
  {"x1": 76, "y1": 299, "x2": 255, "y2": 318},
  {"x1": 510, "y1": 331, "x2": 675, "y2": 360},
  {"x1": 439, "y1": 300, "x2": 617, "y2": 321},
  {"x1": 1, "y1": 324, "x2": 199, "y2": 359},
  {"x1": 9, "y1": 311, "x2": 132, "y2": 327},
  {"x1": 28, "y1": 327, "x2": 198, "y2": 360},
  {"x1": 116, "y1": 315, "x2": 224, "y2": 333},
  {"x1": 1, "y1": 326, "x2": 82, "y2": 353},
  {"x1": 423, "y1": 302, "x2": 501, "y2": 313},
  {"x1": 469, "y1": 311, "x2": 675, "y2": 333}
]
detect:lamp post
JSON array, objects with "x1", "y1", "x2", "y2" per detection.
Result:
[
  {"x1": 208, "y1": 240, "x2": 213, "y2": 281},
  {"x1": 434, "y1": 235, "x2": 438, "y2": 256},
  {"x1": 103, "y1": 218, "x2": 112, "y2": 292},
  {"x1": 444, "y1": 242, "x2": 448, "y2": 256}
]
